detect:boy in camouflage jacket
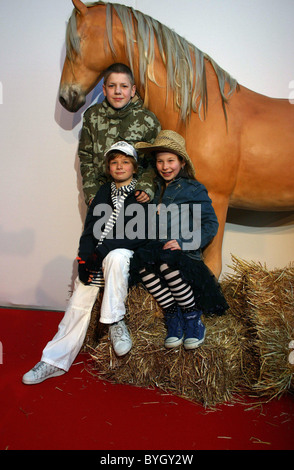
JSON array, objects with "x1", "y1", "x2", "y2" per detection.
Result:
[{"x1": 78, "y1": 63, "x2": 161, "y2": 206}]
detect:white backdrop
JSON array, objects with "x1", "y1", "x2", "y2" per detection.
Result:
[{"x1": 0, "y1": 0, "x2": 293, "y2": 311}]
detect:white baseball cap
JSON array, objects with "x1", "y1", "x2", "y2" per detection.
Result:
[{"x1": 104, "y1": 141, "x2": 138, "y2": 160}]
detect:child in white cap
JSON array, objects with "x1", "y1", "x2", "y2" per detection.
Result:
[{"x1": 23, "y1": 141, "x2": 148, "y2": 384}]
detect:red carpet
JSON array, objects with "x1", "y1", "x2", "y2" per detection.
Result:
[{"x1": 1, "y1": 307, "x2": 294, "y2": 451}]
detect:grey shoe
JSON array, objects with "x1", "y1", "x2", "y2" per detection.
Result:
[
  {"x1": 22, "y1": 361, "x2": 66, "y2": 385},
  {"x1": 109, "y1": 320, "x2": 132, "y2": 356}
]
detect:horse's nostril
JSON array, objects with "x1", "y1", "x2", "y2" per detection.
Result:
[
  {"x1": 59, "y1": 95, "x2": 67, "y2": 107},
  {"x1": 59, "y1": 90, "x2": 86, "y2": 112}
]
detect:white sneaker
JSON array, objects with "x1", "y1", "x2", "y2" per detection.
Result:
[
  {"x1": 22, "y1": 361, "x2": 66, "y2": 385},
  {"x1": 109, "y1": 320, "x2": 132, "y2": 356}
]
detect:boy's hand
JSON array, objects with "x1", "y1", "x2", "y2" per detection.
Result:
[
  {"x1": 77, "y1": 263, "x2": 92, "y2": 285},
  {"x1": 135, "y1": 190, "x2": 150, "y2": 203},
  {"x1": 77, "y1": 254, "x2": 102, "y2": 285},
  {"x1": 85, "y1": 252, "x2": 103, "y2": 271}
]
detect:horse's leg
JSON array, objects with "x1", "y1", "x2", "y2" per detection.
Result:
[{"x1": 202, "y1": 195, "x2": 229, "y2": 279}]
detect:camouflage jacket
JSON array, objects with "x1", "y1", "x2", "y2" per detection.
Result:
[{"x1": 78, "y1": 95, "x2": 161, "y2": 205}]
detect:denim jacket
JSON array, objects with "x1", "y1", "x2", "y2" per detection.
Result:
[{"x1": 152, "y1": 177, "x2": 219, "y2": 260}]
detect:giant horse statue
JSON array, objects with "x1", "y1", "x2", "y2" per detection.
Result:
[{"x1": 59, "y1": 0, "x2": 294, "y2": 278}]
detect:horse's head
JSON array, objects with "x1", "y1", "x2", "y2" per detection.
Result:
[
  {"x1": 59, "y1": 0, "x2": 113, "y2": 112},
  {"x1": 59, "y1": 0, "x2": 237, "y2": 119}
]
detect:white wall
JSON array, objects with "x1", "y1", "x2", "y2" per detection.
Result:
[{"x1": 0, "y1": 0, "x2": 293, "y2": 311}]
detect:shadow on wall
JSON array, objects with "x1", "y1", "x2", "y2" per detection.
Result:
[
  {"x1": 54, "y1": 81, "x2": 104, "y2": 131},
  {"x1": 54, "y1": 46, "x2": 105, "y2": 225},
  {"x1": 74, "y1": 151, "x2": 88, "y2": 225},
  {"x1": 35, "y1": 255, "x2": 78, "y2": 310},
  {"x1": 51, "y1": 45, "x2": 106, "y2": 301},
  {"x1": 227, "y1": 208, "x2": 294, "y2": 228},
  {"x1": 2, "y1": 256, "x2": 76, "y2": 311}
]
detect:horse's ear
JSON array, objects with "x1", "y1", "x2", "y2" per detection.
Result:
[{"x1": 72, "y1": 0, "x2": 88, "y2": 16}]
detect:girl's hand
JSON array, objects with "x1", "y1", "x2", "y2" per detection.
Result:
[{"x1": 163, "y1": 240, "x2": 181, "y2": 251}]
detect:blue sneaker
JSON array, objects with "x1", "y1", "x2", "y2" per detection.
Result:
[
  {"x1": 164, "y1": 306, "x2": 184, "y2": 348},
  {"x1": 183, "y1": 310, "x2": 206, "y2": 350}
]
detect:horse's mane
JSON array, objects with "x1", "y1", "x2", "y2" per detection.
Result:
[{"x1": 66, "y1": 1, "x2": 238, "y2": 121}]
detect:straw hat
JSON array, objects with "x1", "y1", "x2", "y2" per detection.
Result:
[{"x1": 135, "y1": 130, "x2": 195, "y2": 177}]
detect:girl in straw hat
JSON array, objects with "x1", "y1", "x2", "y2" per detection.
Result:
[{"x1": 131, "y1": 130, "x2": 228, "y2": 350}]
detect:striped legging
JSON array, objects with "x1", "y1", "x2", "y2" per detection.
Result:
[{"x1": 139, "y1": 263, "x2": 195, "y2": 313}]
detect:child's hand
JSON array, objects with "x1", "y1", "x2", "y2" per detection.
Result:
[
  {"x1": 77, "y1": 263, "x2": 92, "y2": 285},
  {"x1": 135, "y1": 190, "x2": 150, "y2": 203},
  {"x1": 85, "y1": 252, "x2": 103, "y2": 271},
  {"x1": 163, "y1": 240, "x2": 181, "y2": 251}
]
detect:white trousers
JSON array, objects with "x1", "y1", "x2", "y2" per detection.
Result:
[{"x1": 41, "y1": 248, "x2": 133, "y2": 371}]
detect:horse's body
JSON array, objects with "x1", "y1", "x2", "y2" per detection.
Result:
[{"x1": 59, "y1": 0, "x2": 294, "y2": 277}]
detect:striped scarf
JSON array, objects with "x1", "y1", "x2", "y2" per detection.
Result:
[
  {"x1": 96, "y1": 178, "x2": 137, "y2": 248},
  {"x1": 90, "y1": 178, "x2": 137, "y2": 287}
]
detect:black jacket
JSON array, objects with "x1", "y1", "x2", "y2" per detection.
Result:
[{"x1": 78, "y1": 182, "x2": 148, "y2": 262}]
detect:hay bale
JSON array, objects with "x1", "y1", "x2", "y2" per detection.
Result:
[
  {"x1": 222, "y1": 256, "x2": 294, "y2": 399},
  {"x1": 86, "y1": 285, "x2": 251, "y2": 406},
  {"x1": 84, "y1": 257, "x2": 294, "y2": 406}
]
